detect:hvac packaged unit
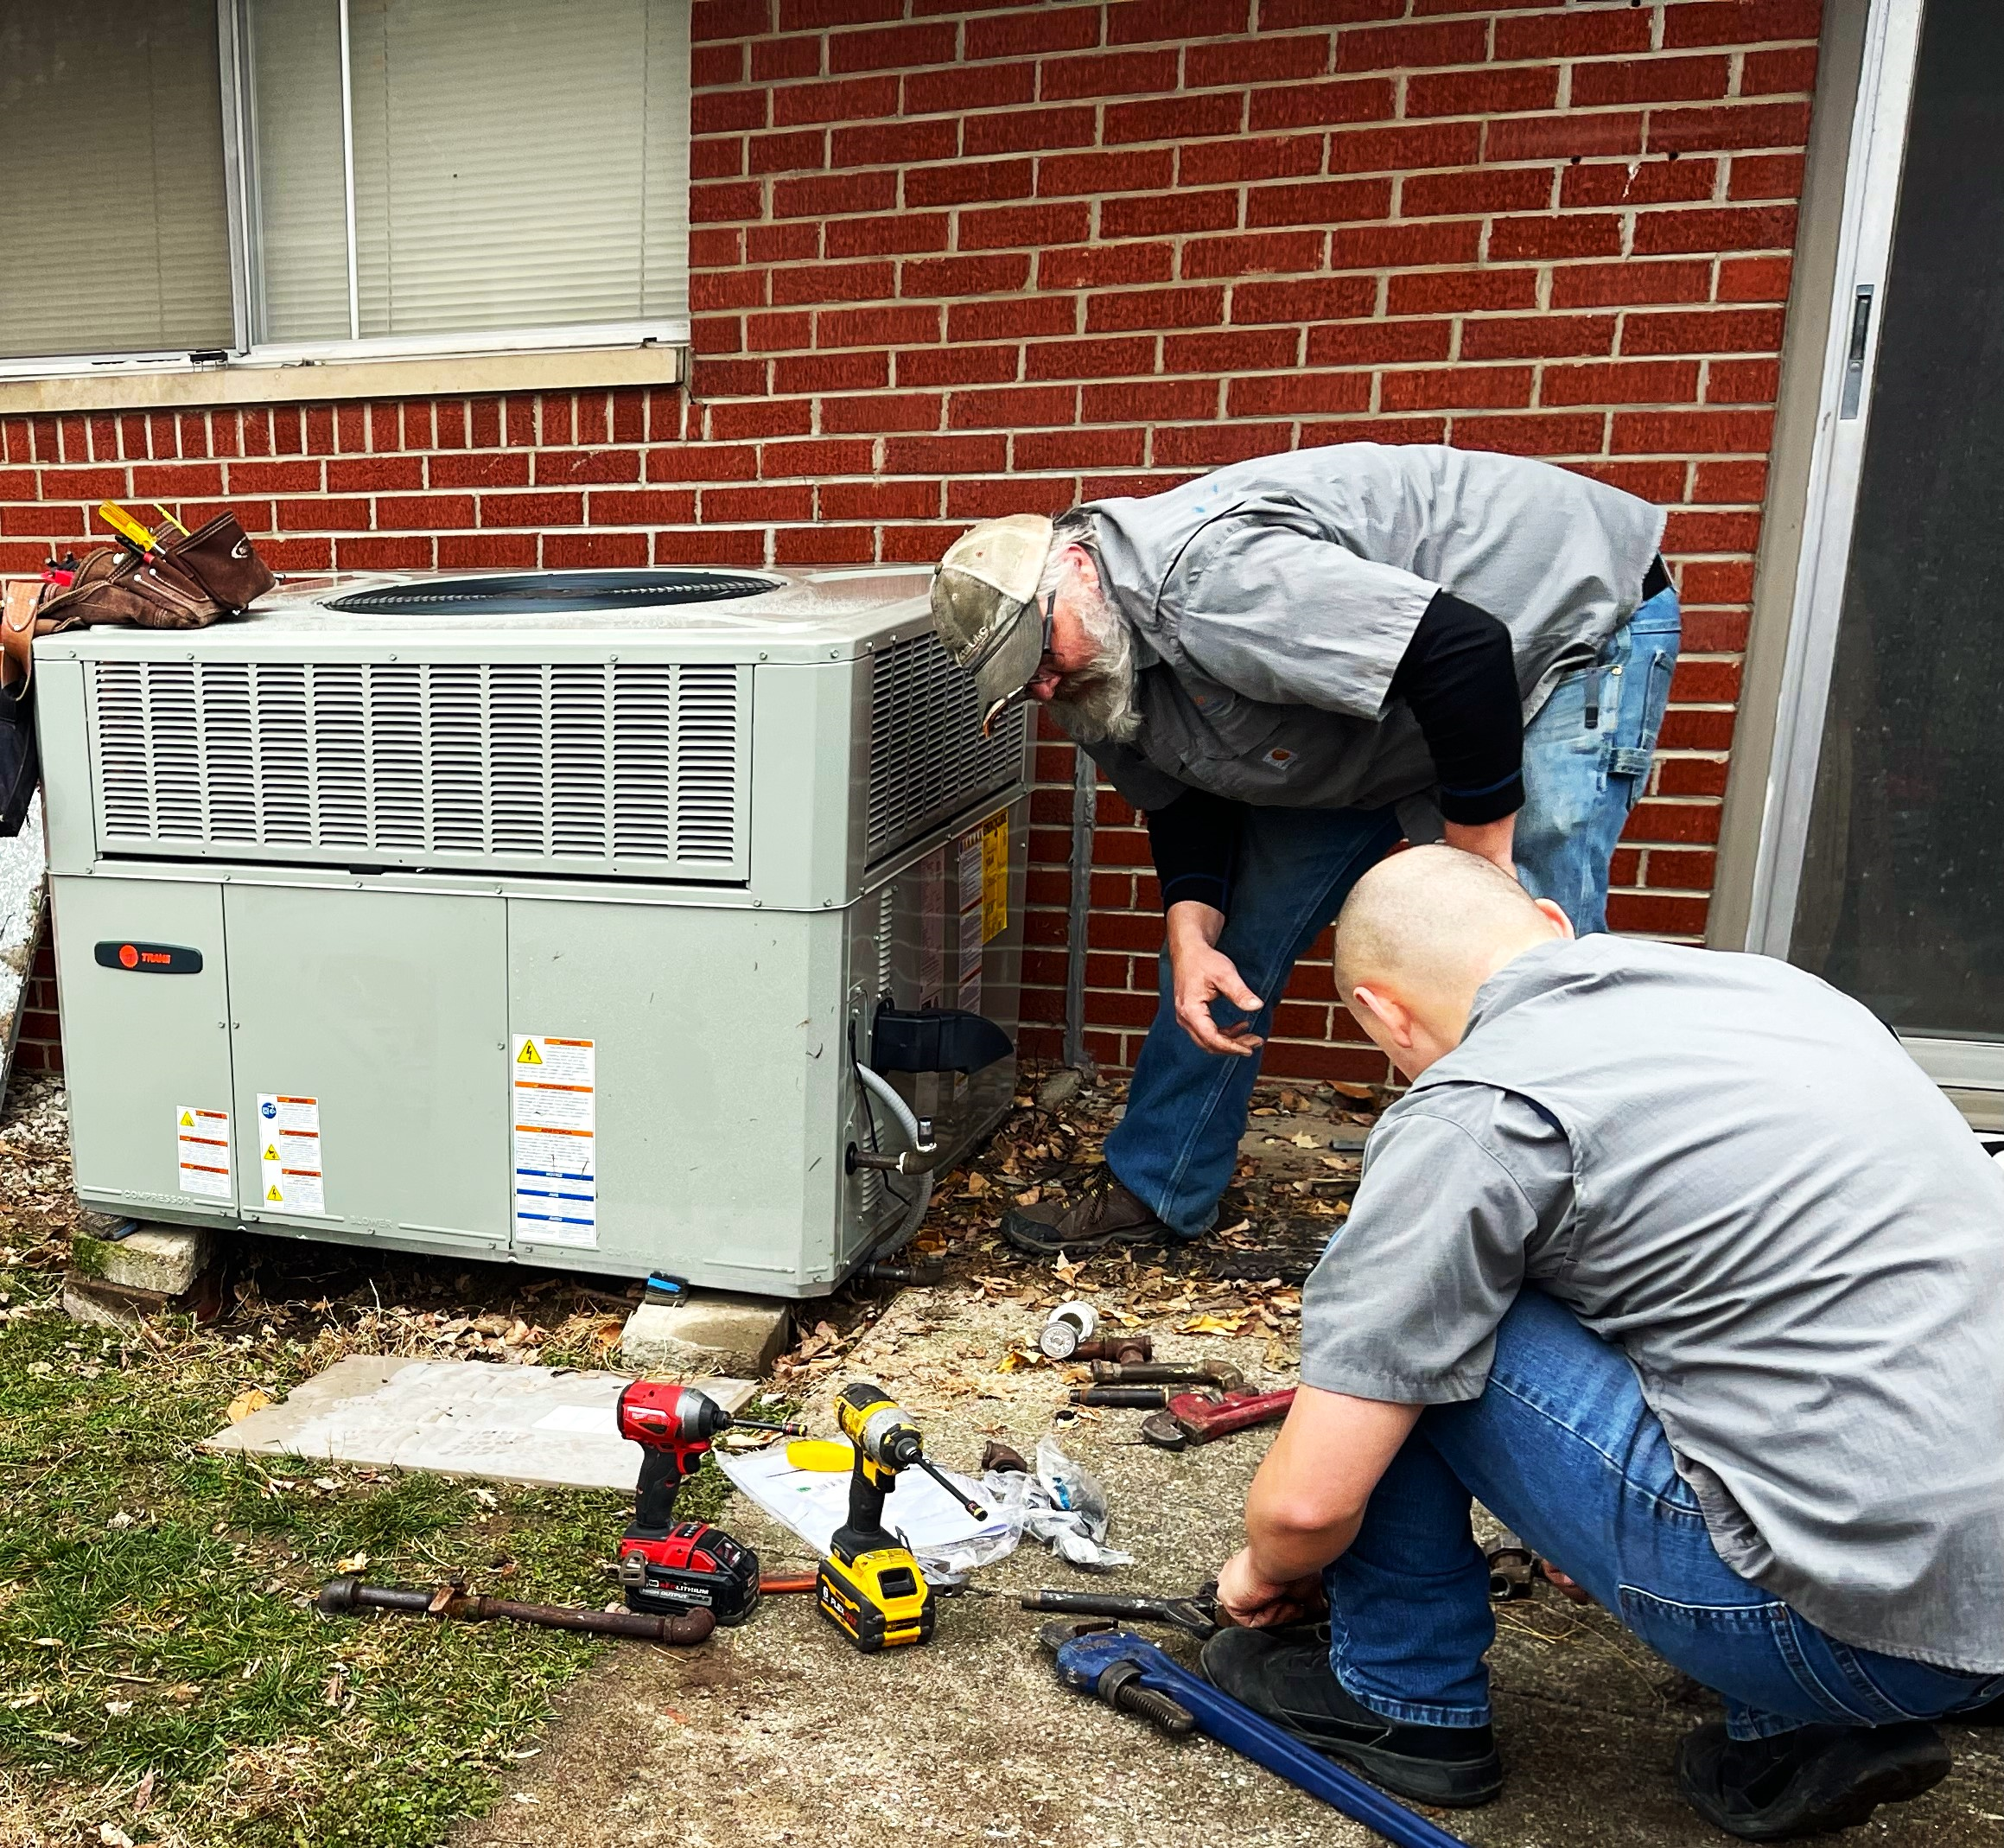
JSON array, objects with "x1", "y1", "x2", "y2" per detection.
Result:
[{"x1": 38, "y1": 568, "x2": 1030, "y2": 1297}]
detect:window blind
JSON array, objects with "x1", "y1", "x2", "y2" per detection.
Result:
[
  {"x1": 0, "y1": 2, "x2": 233, "y2": 360},
  {"x1": 250, "y1": 0, "x2": 690, "y2": 342}
]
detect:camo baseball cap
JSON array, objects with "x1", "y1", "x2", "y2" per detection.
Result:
[{"x1": 929, "y1": 513, "x2": 1053, "y2": 729}]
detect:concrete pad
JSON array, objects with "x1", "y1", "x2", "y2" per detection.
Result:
[
  {"x1": 622, "y1": 1291, "x2": 791, "y2": 1378},
  {"x1": 69, "y1": 1222, "x2": 213, "y2": 1295},
  {"x1": 204, "y1": 1355, "x2": 756, "y2": 1492}
]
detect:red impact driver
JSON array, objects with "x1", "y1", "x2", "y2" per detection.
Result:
[{"x1": 614, "y1": 1381, "x2": 804, "y2": 1626}]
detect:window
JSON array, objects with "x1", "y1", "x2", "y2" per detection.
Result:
[{"x1": 0, "y1": 0, "x2": 691, "y2": 375}]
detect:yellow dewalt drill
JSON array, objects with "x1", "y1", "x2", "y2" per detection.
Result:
[{"x1": 816, "y1": 1380, "x2": 987, "y2": 1653}]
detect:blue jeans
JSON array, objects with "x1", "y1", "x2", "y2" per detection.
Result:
[
  {"x1": 1105, "y1": 589, "x2": 1682, "y2": 1236},
  {"x1": 1326, "y1": 1288, "x2": 2004, "y2": 1739}
]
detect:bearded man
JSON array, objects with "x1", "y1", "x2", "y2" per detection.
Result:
[{"x1": 927, "y1": 442, "x2": 1677, "y2": 1255}]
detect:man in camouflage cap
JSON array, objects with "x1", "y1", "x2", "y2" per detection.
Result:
[{"x1": 931, "y1": 441, "x2": 1679, "y2": 1257}]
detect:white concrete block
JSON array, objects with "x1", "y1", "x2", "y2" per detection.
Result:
[
  {"x1": 622, "y1": 1292, "x2": 791, "y2": 1378},
  {"x1": 70, "y1": 1224, "x2": 213, "y2": 1296}
]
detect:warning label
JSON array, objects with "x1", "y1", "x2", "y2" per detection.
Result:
[
  {"x1": 175, "y1": 1106, "x2": 231, "y2": 1200},
  {"x1": 981, "y1": 808, "x2": 1009, "y2": 944},
  {"x1": 256, "y1": 1094, "x2": 325, "y2": 1215},
  {"x1": 512, "y1": 1035, "x2": 596, "y2": 1251}
]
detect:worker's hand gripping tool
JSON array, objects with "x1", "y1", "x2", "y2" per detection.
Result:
[
  {"x1": 615, "y1": 1380, "x2": 803, "y2": 1626},
  {"x1": 816, "y1": 1379, "x2": 988, "y2": 1653}
]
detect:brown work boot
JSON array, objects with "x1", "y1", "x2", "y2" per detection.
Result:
[{"x1": 1001, "y1": 1169, "x2": 1167, "y2": 1256}]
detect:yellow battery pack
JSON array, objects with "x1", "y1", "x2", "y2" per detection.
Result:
[{"x1": 815, "y1": 1547, "x2": 935, "y2": 1653}]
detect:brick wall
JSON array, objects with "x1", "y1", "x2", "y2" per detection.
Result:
[{"x1": 0, "y1": 0, "x2": 1823, "y2": 1081}]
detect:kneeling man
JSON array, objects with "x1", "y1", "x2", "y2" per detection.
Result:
[{"x1": 1207, "y1": 848, "x2": 2004, "y2": 1839}]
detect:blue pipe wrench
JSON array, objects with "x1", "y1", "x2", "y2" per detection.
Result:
[{"x1": 1043, "y1": 1623, "x2": 1473, "y2": 1848}]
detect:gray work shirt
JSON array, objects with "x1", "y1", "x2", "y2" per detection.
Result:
[
  {"x1": 1302, "y1": 936, "x2": 2004, "y2": 1672},
  {"x1": 1075, "y1": 443, "x2": 1667, "y2": 823}
]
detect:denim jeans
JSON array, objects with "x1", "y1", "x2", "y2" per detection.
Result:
[
  {"x1": 1104, "y1": 589, "x2": 1682, "y2": 1236},
  {"x1": 1325, "y1": 1287, "x2": 2004, "y2": 1739}
]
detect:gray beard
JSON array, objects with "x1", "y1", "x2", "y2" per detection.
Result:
[{"x1": 1046, "y1": 592, "x2": 1141, "y2": 745}]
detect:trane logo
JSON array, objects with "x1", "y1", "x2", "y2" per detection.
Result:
[{"x1": 93, "y1": 940, "x2": 203, "y2": 975}]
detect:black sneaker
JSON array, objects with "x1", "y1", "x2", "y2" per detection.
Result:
[
  {"x1": 1675, "y1": 1719, "x2": 1951, "y2": 1840},
  {"x1": 1199, "y1": 1627, "x2": 1504, "y2": 1808},
  {"x1": 1001, "y1": 1170, "x2": 1167, "y2": 1256}
]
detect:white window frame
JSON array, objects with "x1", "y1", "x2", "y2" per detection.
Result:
[{"x1": 0, "y1": 0, "x2": 690, "y2": 386}]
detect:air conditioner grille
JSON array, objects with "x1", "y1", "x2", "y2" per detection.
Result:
[
  {"x1": 865, "y1": 634, "x2": 1026, "y2": 863},
  {"x1": 89, "y1": 659, "x2": 750, "y2": 881}
]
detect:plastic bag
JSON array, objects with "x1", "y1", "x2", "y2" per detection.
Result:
[{"x1": 991, "y1": 1437, "x2": 1134, "y2": 1571}]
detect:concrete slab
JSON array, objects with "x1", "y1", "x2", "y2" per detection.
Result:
[
  {"x1": 622, "y1": 1291, "x2": 791, "y2": 1377},
  {"x1": 70, "y1": 1222, "x2": 212, "y2": 1295},
  {"x1": 203, "y1": 1355, "x2": 756, "y2": 1491}
]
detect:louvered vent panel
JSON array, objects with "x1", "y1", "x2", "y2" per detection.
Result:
[
  {"x1": 89, "y1": 659, "x2": 748, "y2": 881},
  {"x1": 864, "y1": 633, "x2": 1026, "y2": 864}
]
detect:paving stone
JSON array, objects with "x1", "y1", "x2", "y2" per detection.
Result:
[
  {"x1": 621, "y1": 1292, "x2": 791, "y2": 1378},
  {"x1": 68, "y1": 1223, "x2": 213, "y2": 1296}
]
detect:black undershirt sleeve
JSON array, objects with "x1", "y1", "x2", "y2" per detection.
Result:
[
  {"x1": 1389, "y1": 589, "x2": 1524, "y2": 826},
  {"x1": 1146, "y1": 787, "x2": 1245, "y2": 914}
]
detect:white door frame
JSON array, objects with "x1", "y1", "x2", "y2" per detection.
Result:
[{"x1": 1740, "y1": 0, "x2": 2002, "y2": 1090}]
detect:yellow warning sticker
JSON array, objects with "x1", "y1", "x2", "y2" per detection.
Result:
[
  {"x1": 175, "y1": 1104, "x2": 231, "y2": 1200},
  {"x1": 267, "y1": 1183, "x2": 282, "y2": 1201},
  {"x1": 264, "y1": 1144, "x2": 278, "y2": 1162},
  {"x1": 179, "y1": 1110, "x2": 194, "y2": 1128},
  {"x1": 980, "y1": 810, "x2": 1008, "y2": 944},
  {"x1": 517, "y1": 1040, "x2": 544, "y2": 1064}
]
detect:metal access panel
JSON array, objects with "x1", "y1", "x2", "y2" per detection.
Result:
[
  {"x1": 506, "y1": 898, "x2": 853, "y2": 1296},
  {"x1": 225, "y1": 884, "x2": 509, "y2": 1251},
  {"x1": 52, "y1": 874, "x2": 236, "y2": 1219}
]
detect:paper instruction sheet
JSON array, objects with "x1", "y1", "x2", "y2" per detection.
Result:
[
  {"x1": 512, "y1": 1034, "x2": 597, "y2": 1249},
  {"x1": 175, "y1": 1106, "x2": 231, "y2": 1200},
  {"x1": 257, "y1": 1094, "x2": 325, "y2": 1214}
]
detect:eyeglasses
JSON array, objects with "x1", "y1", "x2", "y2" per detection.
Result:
[{"x1": 979, "y1": 589, "x2": 1060, "y2": 737}]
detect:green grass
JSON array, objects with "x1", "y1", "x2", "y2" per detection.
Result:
[{"x1": 0, "y1": 1273, "x2": 733, "y2": 1847}]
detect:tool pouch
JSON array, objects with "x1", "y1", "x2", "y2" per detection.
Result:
[
  {"x1": 35, "y1": 545, "x2": 218, "y2": 631},
  {"x1": 0, "y1": 581, "x2": 43, "y2": 839},
  {"x1": 165, "y1": 511, "x2": 277, "y2": 610}
]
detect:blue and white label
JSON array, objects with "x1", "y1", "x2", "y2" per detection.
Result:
[{"x1": 511, "y1": 1034, "x2": 597, "y2": 1250}]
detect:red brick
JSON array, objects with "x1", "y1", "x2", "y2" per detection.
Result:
[
  {"x1": 948, "y1": 476, "x2": 1072, "y2": 519},
  {"x1": 818, "y1": 303, "x2": 941, "y2": 347},
  {"x1": 1655, "y1": 757, "x2": 1731, "y2": 799},
  {"x1": 1718, "y1": 255, "x2": 1793, "y2": 302},
  {"x1": 691, "y1": 90, "x2": 767, "y2": 135},
  {"x1": 1167, "y1": 328, "x2": 1302, "y2": 371},
  {"x1": 1572, "y1": 56, "x2": 1731, "y2": 108},
  {"x1": 1037, "y1": 148, "x2": 1176, "y2": 197},
  {"x1": 1563, "y1": 156, "x2": 1717, "y2": 207},
  {"x1": 905, "y1": 159, "x2": 1035, "y2": 207},
  {"x1": 1015, "y1": 427, "x2": 1148, "y2": 469},
  {"x1": 899, "y1": 345, "x2": 1021, "y2": 387},
  {"x1": 744, "y1": 310, "x2": 812, "y2": 350},
  {"x1": 691, "y1": 0, "x2": 770, "y2": 41},
  {"x1": 324, "y1": 455, "x2": 423, "y2": 494},
  {"x1": 1661, "y1": 1, "x2": 1822, "y2": 52},
  {"x1": 1386, "y1": 269, "x2": 1539, "y2": 315},
  {"x1": 964, "y1": 5, "x2": 1101, "y2": 60},
  {"x1": 960, "y1": 201, "x2": 1093, "y2": 250},
  {"x1": 1612, "y1": 409, "x2": 1773, "y2": 454},
  {"x1": 1451, "y1": 411, "x2": 1606, "y2": 456},
  {"x1": 900, "y1": 252, "x2": 1033, "y2": 298},
  {"x1": 709, "y1": 399, "x2": 811, "y2": 442},
  {"x1": 1182, "y1": 230, "x2": 1327, "y2": 278},
  {"x1": 1402, "y1": 167, "x2": 1554, "y2": 217},
  {"x1": 690, "y1": 226, "x2": 743, "y2": 268},
  {"x1": 1625, "y1": 798, "x2": 1723, "y2": 848},
  {"x1": 776, "y1": 523, "x2": 877, "y2": 565},
  {"x1": 1486, "y1": 111, "x2": 1642, "y2": 162},
  {"x1": 228, "y1": 459, "x2": 323, "y2": 494},
  {"x1": 1103, "y1": 191, "x2": 1241, "y2": 238},
  {"x1": 332, "y1": 535, "x2": 436, "y2": 570},
  {"x1": 1178, "y1": 135, "x2": 1324, "y2": 185},
  {"x1": 774, "y1": 350, "x2": 890, "y2": 393},
  {"x1": 1231, "y1": 277, "x2": 1377, "y2": 323},
  {"x1": 1330, "y1": 220, "x2": 1480, "y2": 270},
  {"x1": 1025, "y1": 336, "x2": 1155, "y2": 379},
  {"x1": 1337, "y1": 18, "x2": 1486, "y2": 71},
  {"x1": 832, "y1": 119, "x2": 959, "y2": 166},
  {"x1": 1488, "y1": 213, "x2": 1624, "y2": 260},
  {"x1": 1541, "y1": 360, "x2": 1701, "y2": 406},
  {"x1": 1246, "y1": 176, "x2": 1393, "y2": 228},
  {"x1": 1248, "y1": 77, "x2": 1394, "y2": 131},
  {"x1": 1553, "y1": 260, "x2": 1714, "y2": 309},
  {"x1": 1495, "y1": 8, "x2": 1653, "y2": 59},
  {"x1": 821, "y1": 392, "x2": 944, "y2": 434},
  {"x1": 1087, "y1": 379, "x2": 1220, "y2": 422},
  {"x1": 1228, "y1": 372, "x2": 1373, "y2": 417},
  {"x1": 757, "y1": 438, "x2": 877, "y2": 477},
  {"x1": 1039, "y1": 242, "x2": 1174, "y2": 290},
  {"x1": 1460, "y1": 314, "x2": 1616, "y2": 360},
  {"x1": 690, "y1": 315, "x2": 744, "y2": 357},
  {"x1": 1648, "y1": 103, "x2": 1813, "y2": 156},
  {"x1": 1329, "y1": 120, "x2": 1482, "y2": 174},
  {"x1": 478, "y1": 492, "x2": 584, "y2": 527},
  {"x1": 1743, "y1": 47, "x2": 1819, "y2": 96},
  {"x1": 772, "y1": 170, "x2": 894, "y2": 218},
  {"x1": 376, "y1": 494, "x2": 476, "y2": 527},
  {"x1": 830, "y1": 20, "x2": 956, "y2": 72},
  {"x1": 1621, "y1": 309, "x2": 1785, "y2": 354},
  {"x1": 1041, "y1": 48, "x2": 1177, "y2": 101},
  {"x1": 907, "y1": 61, "x2": 1036, "y2": 116},
  {"x1": 1408, "y1": 65, "x2": 1560, "y2": 119},
  {"x1": 964, "y1": 105, "x2": 1097, "y2": 156},
  {"x1": 1306, "y1": 319, "x2": 1453, "y2": 366},
  {"x1": 646, "y1": 444, "x2": 760, "y2": 482},
  {"x1": 1088, "y1": 286, "x2": 1226, "y2": 333},
  {"x1": 1729, "y1": 153, "x2": 1805, "y2": 201},
  {"x1": 276, "y1": 496, "x2": 371, "y2": 532},
  {"x1": 133, "y1": 462, "x2": 225, "y2": 497},
  {"x1": 771, "y1": 74, "x2": 899, "y2": 127},
  {"x1": 1705, "y1": 358, "x2": 1781, "y2": 404},
  {"x1": 948, "y1": 385, "x2": 1079, "y2": 430},
  {"x1": 1154, "y1": 423, "x2": 1295, "y2": 467},
  {"x1": 690, "y1": 181, "x2": 762, "y2": 223},
  {"x1": 1105, "y1": 92, "x2": 1247, "y2": 144},
  {"x1": 949, "y1": 296, "x2": 1077, "y2": 342},
  {"x1": 429, "y1": 452, "x2": 531, "y2": 489},
  {"x1": 1677, "y1": 563, "x2": 1754, "y2": 608},
  {"x1": 1665, "y1": 507, "x2": 1763, "y2": 555},
  {"x1": 1634, "y1": 205, "x2": 1795, "y2": 256},
  {"x1": 701, "y1": 483, "x2": 814, "y2": 523},
  {"x1": 654, "y1": 526, "x2": 765, "y2": 568},
  {"x1": 692, "y1": 269, "x2": 767, "y2": 314},
  {"x1": 750, "y1": 36, "x2": 818, "y2": 81},
  {"x1": 691, "y1": 137, "x2": 745, "y2": 181},
  {"x1": 769, "y1": 259, "x2": 894, "y2": 306},
  {"x1": 1384, "y1": 366, "x2": 1534, "y2": 411},
  {"x1": 1105, "y1": 0, "x2": 1250, "y2": 43},
  {"x1": 1187, "y1": 34, "x2": 1330, "y2": 88},
  {"x1": 826, "y1": 213, "x2": 951, "y2": 258}
]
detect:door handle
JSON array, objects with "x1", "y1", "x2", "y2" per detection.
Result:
[{"x1": 1840, "y1": 283, "x2": 1875, "y2": 420}]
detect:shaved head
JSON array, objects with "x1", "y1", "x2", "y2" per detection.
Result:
[{"x1": 1333, "y1": 846, "x2": 1571, "y2": 1076}]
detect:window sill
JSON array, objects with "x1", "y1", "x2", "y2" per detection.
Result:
[{"x1": 0, "y1": 341, "x2": 686, "y2": 417}]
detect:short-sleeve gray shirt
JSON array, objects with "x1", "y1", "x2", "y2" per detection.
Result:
[{"x1": 1301, "y1": 937, "x2": 2004, "y2": 1673}]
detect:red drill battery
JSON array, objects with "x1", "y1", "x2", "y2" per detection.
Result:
[{"x1": 618, "y1": 1522, "x2": 761, "y2": 1625}]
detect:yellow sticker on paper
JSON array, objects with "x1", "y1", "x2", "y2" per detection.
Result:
[{"x1": 980, "y1": 810, "x2": 1008, "y2": 944}]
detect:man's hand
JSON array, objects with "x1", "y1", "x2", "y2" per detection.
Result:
[
  {"x1": 1215, "y1": 1546, "x2": 1325, "y2": 1629},
  {"x1": 1166, "y1": 901, "x2": 1263, "y2": 1057},
  {"x1": 1441, "y1": 815, "x2": 1517, "y2": 881}
]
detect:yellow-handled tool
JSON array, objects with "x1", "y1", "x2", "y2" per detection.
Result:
[{"x1": 95, "y1": 500, "x2": 162, "y2": 558}]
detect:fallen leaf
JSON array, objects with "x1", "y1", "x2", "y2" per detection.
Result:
[
  {"x1": 132, "y1": 1770, "x2": 155, "y2": 1814},
  {"x1": 1180, "y1": 1313, "x2": 1250, "y2": 1335},
  {"x1": 225, "y1": 1389, "x2": 272, "y2": 1424},
  {"x1": 105, "y1": 1699, "x2": 132, "y2": 1717},
  {"x1": 1012, "y1": 1187, "x2": 1041, "y2": 1208},
  {"x1": 334, "y1": 1553, "x2": 369, "y2": 1574},
  {"x1": 1289, "y1": 1132, "x2": 1319, "y2": 1148},
  {"x1": 1330, "y1": 1081, "x2": 1377, "y2": 1100},
  {"x1": 98, "y1": 1826, "x2": 134, "y2": 1848}
]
